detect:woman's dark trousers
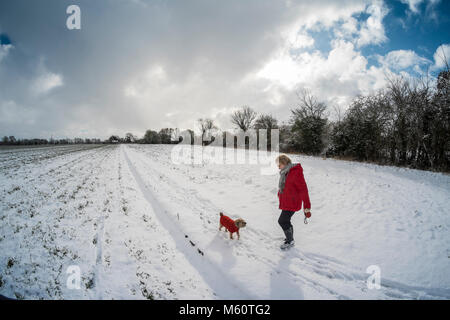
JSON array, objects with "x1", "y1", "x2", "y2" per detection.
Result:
[{"x1": 278, "y1": 210, "x2": 295, "y2": 242}]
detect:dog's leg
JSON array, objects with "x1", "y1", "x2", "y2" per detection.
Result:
[
  {"x1": 219, "y1": 223, "x2": 223, "y2": 231},
  {"x1": 229, "y1": 232, "x2": 233, "y2": 239},
  {"x1": 237, "y1": 230, "x2": 240, "y2": 240}
]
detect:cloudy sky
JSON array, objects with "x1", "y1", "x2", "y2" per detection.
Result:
[{"x1": 0, "y1": 0, "x2": 449, "y2": 139}]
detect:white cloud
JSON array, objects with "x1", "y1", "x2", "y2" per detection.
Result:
[
  {"x1": 400, "y1": 0, "x2": 424, "y2": 13},
  {"x1": 281, "y1": 0, "x2": 388, "y2": 50},
  {"x1": 377, "y1": 49, "x2": 431, "y2": 70},
  {"x1": 433, "y1": 44, "x2": 450, "y2": 70},
  {"x1": 0, "y1": 100, "x2": 39, "y2": 128},
  {"x1": 124, "y1": 65, "x2": 168, "y2": 98},
  {"x1": 333, "y1": 16, "x2": 359, "y2": 39},
  {"x1": 280, "y1": 1, "x2": 369, "y2": 44},
  {"x1": 255, "y1": 41, "x2": 440, "y2": 116},
  {"x1": 356, "y1": 0, "x2": 389, "y2": 47},
  {"x1": 249, "y1": 0, "x2": 394, "y2": 114},
  {"x1": 255, "y1": 38, "x2": 389, "y2": 111},
  {"x1": 400, "y1": 0, "x2": 441, "y2": 18},
  {"x1": 290, "y1": 32, "x2": 315, "y2": 49},
  {"x1": 0, "y1": 44, "x2": 13, "y2": 63},
  {"x1": 256, "y1": 51, "x2": 305, "y2": 89},
  {"x1": 31, "y1": 72, "x2": 63, "y2": 95}
]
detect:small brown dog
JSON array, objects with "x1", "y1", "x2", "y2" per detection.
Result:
[{"x1": 219, "y1": 212, "x2": 247, "y2": 240}]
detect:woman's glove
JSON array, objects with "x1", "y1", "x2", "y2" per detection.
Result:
[{"x1": 304, "y1": 208, "x2": 311, "y2": 218}]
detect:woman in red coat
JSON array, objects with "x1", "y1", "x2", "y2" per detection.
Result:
[{"x1": 276, "y1": 155, "x2": 311, "y2": 249}]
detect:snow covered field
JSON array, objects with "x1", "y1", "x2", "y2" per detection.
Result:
[{"x1": 1, "y1": 144, "x2": 449, "y2": 300}]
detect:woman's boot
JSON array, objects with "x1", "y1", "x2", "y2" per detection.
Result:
[{"x1": 280, "y1": 226, "x2": 294, "y2": 249}]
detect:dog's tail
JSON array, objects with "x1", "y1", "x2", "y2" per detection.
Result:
[{"x1": 219, "y1": 212, "x2": 223, "y2": 217}]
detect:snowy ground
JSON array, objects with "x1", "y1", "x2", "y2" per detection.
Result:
[{"x1": 1, "y1": 144, "x2": 449, "y2": 300}]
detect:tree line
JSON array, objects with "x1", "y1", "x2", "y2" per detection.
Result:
[
  {"x1": 0, "y1": 136, "x2": 102, "y2": 146},
  {"x1": 327, "y1": 71, "x2": 449, "y2": 171},
  {"x1": 157, "y1": 68, "x2": 448, "y2": 172},
  {"x1": 2, "y1": 69, "x2": 448, "y2": 172},
  {"x1": 161, "y1": 68, "x2": 447, "y2": 173}
]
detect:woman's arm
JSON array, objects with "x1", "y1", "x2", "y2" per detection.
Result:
[{"x1": 294, "y1": 167, "x2": 311, "y2": 209}]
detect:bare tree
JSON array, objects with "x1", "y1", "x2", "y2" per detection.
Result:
[
  {"x1": 197, "y1": 118, "x2": 218, "y2": 145},
  {"x1": 254, "y1": 114, "x2": 279, "y2": 129},
  {"x1": 331, "y1": 104, "x2": 344, "y2": 123},
  {"x1": 292, "y1": 88, "x2": 327, "y2": 119},
  {"x1": 290, "y1": 89, "x2": 328, "y2": 154},
  {"x1": 231, "y1": 106, "x2": 257, "y2": 132},
  {"x1": 254, "y1": 114, "x2": 279, "y2": 151},
  {"x1": 124, "y1": 132, "x2": 137, "y2": 143}
]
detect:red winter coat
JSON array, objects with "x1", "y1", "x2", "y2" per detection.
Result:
[
  {"x1": 220, "y1": 215, "x2": 238, "y2": 233},
  {"x1": 278, "y1": 163, "x2": 311, "y2": 212}
]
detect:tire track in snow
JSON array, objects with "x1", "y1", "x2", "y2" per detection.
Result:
[
  {"x1": 123, "y1": 146, "x2": 252, "y2": 299},
  {"x1": 93, "y1": 214, "x2": 106, "y2": 299},
  {"x1": 87, "y1": 147, "x2": 118, "y2": 299}
]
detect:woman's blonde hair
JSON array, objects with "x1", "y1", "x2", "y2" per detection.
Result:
[{"x1": 276, "y1": 154, "x2": 292, "y2": 166}]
